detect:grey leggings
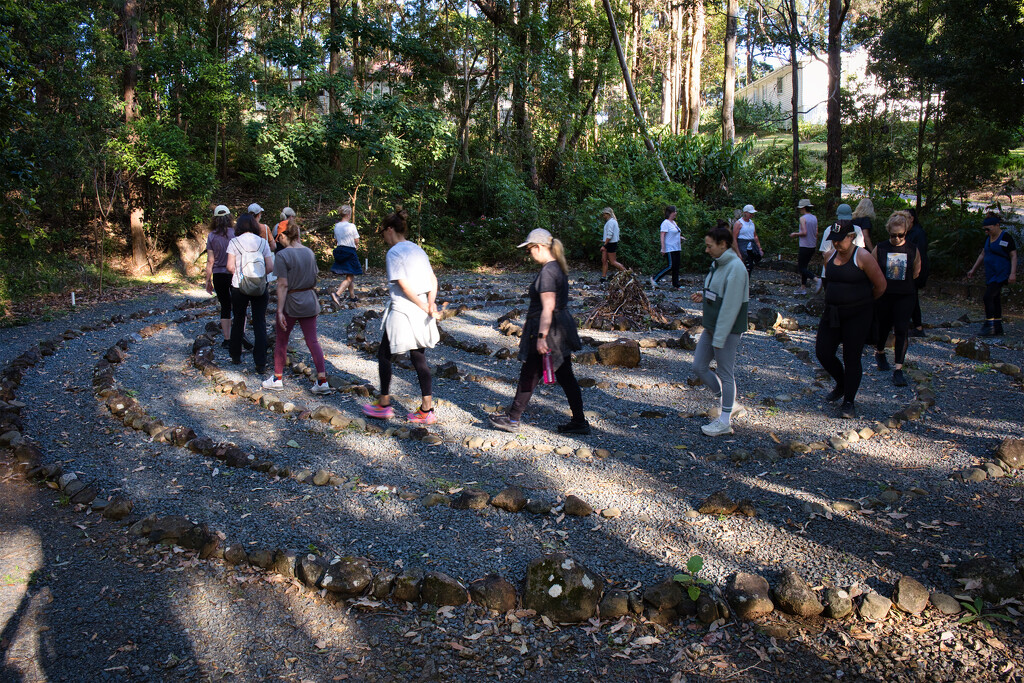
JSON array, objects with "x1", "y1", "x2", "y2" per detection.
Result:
[{"x1": 694, "y1": 330, "x2": 741, "y2": 413}]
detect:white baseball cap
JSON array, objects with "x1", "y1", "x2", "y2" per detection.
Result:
[
  {"x1": 797, "y1": 199, "x2": 813, "y2": 208},
  {"x1": 213, "y1": 205, "x2": 230, "y2": 217},
  {"x1": 742, "y1": 204, "x2": 757, "y2": 214},
  {"x1": 247, "y1": 203, "x2": 264, "y2": 214},
  {"x1": 517, "y1": 228, "x2": 553, "y2": 248}
]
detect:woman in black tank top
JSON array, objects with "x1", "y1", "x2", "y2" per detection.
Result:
[
  {"x1": 872, "y1": 211, "x2": 920, "y2": 386},
  {"x1": 815, "y1": 223, "x2": 887, "y2": 418}
]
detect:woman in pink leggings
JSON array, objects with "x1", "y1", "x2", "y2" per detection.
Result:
[{"x1": 261, "y1": 218, "x2": 332, "y2": 394}]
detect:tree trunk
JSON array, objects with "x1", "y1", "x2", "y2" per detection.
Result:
[
  {"x1": 914, "y1": 91, "x2": 931, "y2": 212},
  {"x1": 789, "y1": 0, "x2": 800, "y2": 198},
  {"x1": 602, "y1": 0, "x2": 671, "y2": 183},
  {"x1": 512, "y1": 0, "x2": 539, "y2": 190},
  {"x1": 824, "y1": 0, "x2": 848, "y2": 210},
  {"x1": 722, "y1": 0, "x2": 738, "y2": 144},
  {"x1": 745, "y1": 1, "x2": 755, "y2": 85},
  {"x1": 687, "y1": 0, "x2": 705, "y2": 135},
  {"x1": 328, "y1": 0, "x2": 341, "y2": 114},
  {"x1": 121, "y1": 0, "x2": 148, "y2": 271}
]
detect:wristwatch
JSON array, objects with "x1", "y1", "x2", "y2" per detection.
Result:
[{"x1": 538, "y1": 332, "x2": 546, "y2": 338}]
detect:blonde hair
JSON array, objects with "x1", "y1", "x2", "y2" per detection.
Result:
[
  {"x1": 853, "y1": 199, "x2": 875, "y2": 220},
  {"x1": 551, "y1": 238, "x2": 569, "y2": 275},
  {"x1": 886, "y1": 210, "x2": 911, "y2": 234},
  {"x1": 600, "y1": 207, "x2": 615, "y2": 219}
]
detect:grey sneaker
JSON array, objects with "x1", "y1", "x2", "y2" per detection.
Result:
[
  {"x1": 701, "y1": 420, "x2": 734, "y2": 436},
  {"x1": 310, "y1": 381, "x2": 332, "y2": 395},
  {"x1": 261, "y1": 376, "x2": 284, "y2": 391},
  {"x1": 489, "y1": 415, "x2": 520, "y2": 433}
]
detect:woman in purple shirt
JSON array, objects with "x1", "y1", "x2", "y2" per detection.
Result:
[{"x1": 205, "y1": 205, "x2": 235, "y2": 348}]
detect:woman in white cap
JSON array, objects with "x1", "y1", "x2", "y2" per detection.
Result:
[
  {"x1": 330, "y1": 204, "x2": 362, "y2": 305},
  {"x1": 204, "y1": 205, "x2": 235, "y2": 347},
  {"x1": 599, "y1": 207, "x2": 626, "y2": 282},
  {"x1": 248, "y1": 203, "x2": 277, "y2": 252},
  {"x1": 361, "y1": 209, "x2": 441, "y2": 425},
  {"x1": 490, "y1": 228, "x2": 589, "y2": 435},
  {"x1": 790, "y1": 199, "x2": 820, "y2": 295},
  {"x1": 732, "y1": 204, "x2": 763, "y2": 272}
]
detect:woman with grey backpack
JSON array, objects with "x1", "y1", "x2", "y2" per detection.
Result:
[{"x1": 226, "y1": 212, "x2": 275, "y2": 373}]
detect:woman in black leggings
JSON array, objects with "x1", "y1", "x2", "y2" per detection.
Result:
[
  {"x1": 815, "y1": 222, "x2": 887, "y2": 418},
  {"x1": 872, "y1": 211, "x2": 920, "y2": 387}
]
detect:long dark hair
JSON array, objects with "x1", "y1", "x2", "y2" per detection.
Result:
[
  {"x1": 210, "y1": 215, "x2": 232, "y2": 237},
  {"x1": 234, "y1": 213, "x2": 260, "y2": 236}
]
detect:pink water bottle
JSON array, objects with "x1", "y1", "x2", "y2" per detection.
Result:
[{"x1": 542, "y1": 353, "x2": 555, "y2": 384}]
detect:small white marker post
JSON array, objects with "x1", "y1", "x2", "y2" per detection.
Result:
[
  {"x1": 365, "y1": 258, "x2": 369, "y2": 271},
  {"x1": 71, "y1": 292, "x2": 76, "y2": 307}
]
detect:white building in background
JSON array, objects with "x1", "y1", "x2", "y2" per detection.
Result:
[{"x1": 735, "y1": 48, "x2": 874, "y2": 127}]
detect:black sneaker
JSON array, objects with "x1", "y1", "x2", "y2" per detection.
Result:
[
  {"x1": 255, "y1": 365, "x2": 266, "y2": 374},
  {"x1": 221, "y1": 339, "x2": 231, "y2": 349},
  {"x1": 909, "y1": 328, "x2": 925, "y2": 338},
  {"x1": 241, "y1": 337, "x2": 254, "y2": 350},
  {"x1": 489, "y1": 415, "x2": 521, "y2": 433},
  {"x1": 230, "y1": 356, "x2": 242, "y2": 365},
  {"x1": 875, "y1": 353, "x2": 890, "y2": 371},
  {"x1": 892, "y1": 369, "x2": 907, "y2": 387},
  {"x1": 825, "y1": 386, "x2": 844, "y2": 403},
  {"x1": 557, "y1": 420, "x2": 591, "y2": 435},
  {"x1": 840, "y1": 401, "x2": 857, "y2": 419}
]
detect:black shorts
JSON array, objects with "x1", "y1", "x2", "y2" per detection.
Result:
[{"x1": 603, "y1": 241, "x2": 618, "y2": 253}]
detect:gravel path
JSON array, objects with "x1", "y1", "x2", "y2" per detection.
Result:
[{"x1": 2, "y1": 272, "x2": 1022, "y2": 681}]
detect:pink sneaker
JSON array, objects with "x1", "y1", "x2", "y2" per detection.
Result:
[
  {"x1": 407, "y1": 407, "x2": 437, "y2": 424},
  {"x1": 362, "y1": 401, "x2": 394, "y2": 419}
]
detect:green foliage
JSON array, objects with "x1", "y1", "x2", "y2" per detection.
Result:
[
  {"x1": 672, "y1": 555, "x2": 712, "y2": 601},
  {"x1": 958, "y1": 596, "x2": 1014, "y2": 630}
]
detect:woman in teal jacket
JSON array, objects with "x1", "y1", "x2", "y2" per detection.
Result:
[{"x1": 691, "y1": 222, "x2": 750, "y2": 436}]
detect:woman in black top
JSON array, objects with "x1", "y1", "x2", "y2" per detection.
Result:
[
  {"x1": 815, "y1": 223, "x2": 887, "y2": 418},
  {"x1": 872, "y1": 211, "x2": 920, "y2": 387},
  {"x1": 907, "y1": 208, "x2": 929, "y2": 336},
  {"x1": 491, "y1": 228, "x2": 588, "y2": 435}
]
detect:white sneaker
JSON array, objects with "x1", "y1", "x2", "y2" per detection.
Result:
[
  {"x1": 701, "y1": 419, "x2": 734, "y2": 436},
  {"x1": 310, "y1": 381, "x2": 332, "y2": 395},
  {"x1": 813, "y1": 278, "x2": 823, "y2": 294},
  {"x1": 795, "y1": 288, "x2": 807, "y2": 296},
  {"x1": 261, "y1": 376, "x2": 284, "y2": 391},
  {"x1": 649, "y1": 277, "x2": 657, "y2": 290}
]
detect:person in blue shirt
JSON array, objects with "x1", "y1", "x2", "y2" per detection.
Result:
[{"x1": 967, "y1": 215, "x2": 1017, "y2": 336}]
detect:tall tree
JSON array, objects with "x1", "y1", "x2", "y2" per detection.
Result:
[
  {"x1": 120, "y1": 0, "x2": 149, "y2": 271},
  {"x1": 722, "y1": 0, "x2": 738, "y2": 143},
  {"x1": 824, "y1": 0, "x2": 850, "y2": 208}
]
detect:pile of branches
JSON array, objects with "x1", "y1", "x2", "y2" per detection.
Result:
[{"x1": 581, "y1": 271, "x2": 669, "y2": 331}]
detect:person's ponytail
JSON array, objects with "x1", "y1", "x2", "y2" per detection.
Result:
[{"x1": 551, "y1": 238, "x2": 569, "y2": 275}]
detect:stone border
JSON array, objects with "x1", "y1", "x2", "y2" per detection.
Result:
[{"x1": 3, "y1": 295, "x2": 1023, "y2": 633}]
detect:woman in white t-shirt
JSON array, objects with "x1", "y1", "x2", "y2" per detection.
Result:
[
  {"x1": 651, "y1": 205, "x2": 683, "y2": 289},
  {"x1": 732, "y1": 204, "x2": 763, "y2": 272},
  {"x1": 225, "y1": 212, "x2": 274, "y2": 373},
  {"x1": 599, "y1": 207, "x2": 626, "y2": 282},
  {"x1": 330, "y1": 204, "x2": 362, "y2": 305},
  {"x1": 362, "y1": 209, "x2": 441, "y2": 425}
]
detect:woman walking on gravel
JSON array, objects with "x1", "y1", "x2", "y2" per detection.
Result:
[
  {"x1": 226, "y1": 213, "x2": 275, "y2": 373},
  {"x1": 204, "y1": 205, "x2": 235, "y2": 348},
  {"x1": 261, "y1": 218, "x2": 331, "y2": 395},
  {"x1": 490, "y1": 229, "x2": 589, "y2": 435},
  {"x1": 330, "y1": 204, "x2": 362, "y2": 305},
  {"x1": 790, "y1": 199, "x2": 820, "y2": 295},
  {"x1": 651, "y1": 205, "x2": 682, "y2": 289},
  {"x1": 691, "y1": 224, "x2": 750, "y2": 437},
  {"x1": 967, "y1": 214, "x2": 1017, "y2": 336},
  {"x1": 362, "y1": 209, "x2": 441, "y2": 425},
  {"x1": 599, "y1": 207, "x2": 626, "y2": 282},
  {"x1": 872, "y1": 211, "x2": 920, "y2": 387},
  {"x1": 815, "y1": 223, "x2": 887, "y2": 418},
  {"x1": 732, "y1": 204, "x2": 763, "y2": 272}
]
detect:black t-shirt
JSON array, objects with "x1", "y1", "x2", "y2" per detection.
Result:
[
  {"x1": 875, "y1": 240, "x2": 918, "y2": 296},
  {"x1": 526, "y1": 261, "x2": 569, "y2": 318}
]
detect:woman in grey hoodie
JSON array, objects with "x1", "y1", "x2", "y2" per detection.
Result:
[{"x1": 691, "y1": 222, "x2": 750, "y2": 436}]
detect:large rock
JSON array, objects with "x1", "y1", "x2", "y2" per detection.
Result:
[
  {"x1": 392, "y1": 568, "x2": 425, "y2": 603},
  {"x1": 321, "y1": 557, "x2": 372, "y2": 596},
  {"x1": 451, "y1": 488, "x2": 490, "y2": 510},
  {"x1": 469, "y1": 574, "x2": 517, "y2": 612},
  {"x1": 421, "y1": 572, "x2": 469, "y2": 606},
  {"x1": 771, "y1": 568, "x2": 823, "y2": 617},
  {"x1": 370, "y1": 570, "x2": 397, "y2": 599},
  {"x1": 101, "y1": 495, "x2": 134, "y2": 521},
  {"x1": 955, "y1": 339, "x2": 990, "y2": 361},
  {"x1": 298, "y1": 554, "x2": 328, "y2": 588},
  {"x1": 643, "y1": 578, "x2": 684, "y2": 610},
  {"x1": 563, "y1": 495, "x2": 594, "y2": 517},
  {"x1": 523, "y1": 553, "x2": 603, "y2": 623},
  {"x1": 596, "y1": 340, "x2": 641, "y2": 368},
  {"x1": 726, "y1": 572, "x2": 774, "y2": 620},
  {"x1": 858, "y1": 593, "x2": 892, "y2": 622},
  {"x1": 755, "y1": 307, "x2": 781, "y2": 331},
  {"x1": 490, "y1": 487, "x2": 527, "y2": 513},
  {"x1": 599, "y1": 589, "x2": 630, "y2": 619},
  {"x1": 696, "y1": 593, "x2": 729, "y2": 624},
  {"x1": 698, "y1": 491, "x2": 738, "y2": 515},
  {"x1": 822, "y1": 587, "x2": 853, "y2": 619},
  {"x1": 996, "y1": 438, "x2": 1024, "y2": 470},
  {"x1": 148, "y1": 516, "x2": 196, "y2": 544},
  {"x1": 929, "y1": 593, "x2": 962, "y2": 615},
  {"x1": 893, "y1": 575, "x2": 929, "y2": 614},
  {"x1": 956, "y1": 557, "x2": 1024, "y2": 601}
]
